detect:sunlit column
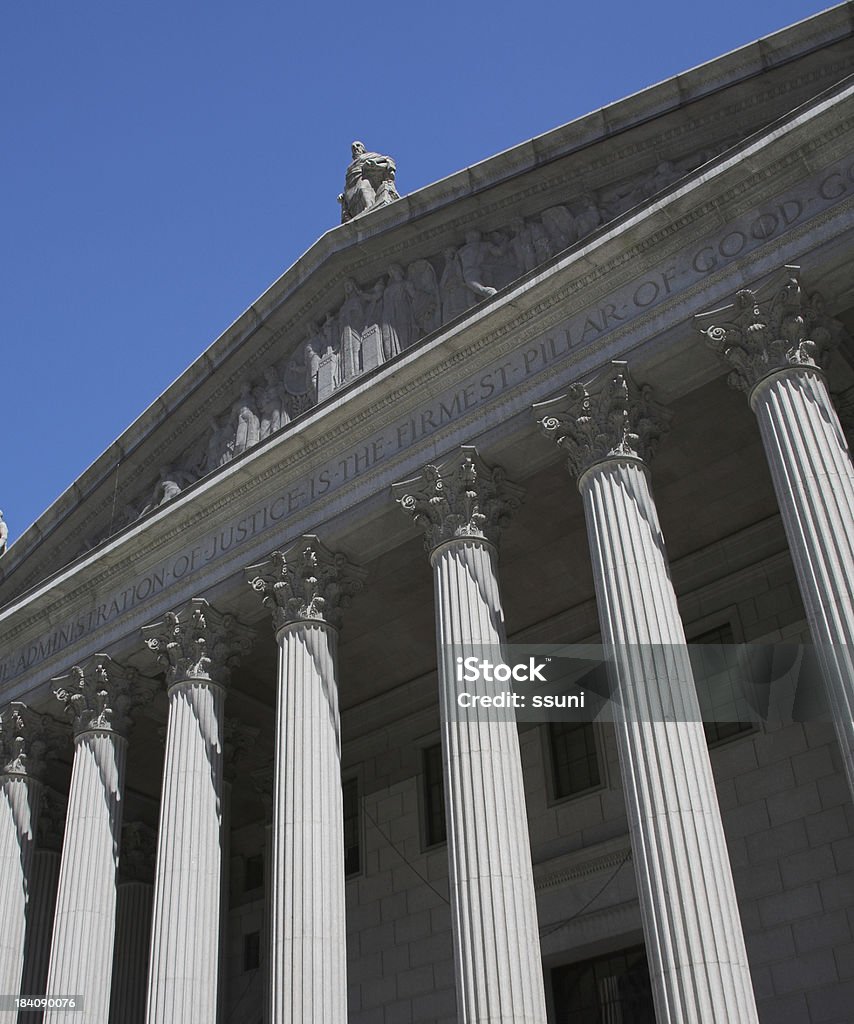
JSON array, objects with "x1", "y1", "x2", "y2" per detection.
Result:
[
  {"x1": 699, "y1": 267, "x2": 854, "y2": 800},
  {"x1": 46, "y1": 657, "x2": 157, "y2": 1024},
  {"x1": 142, "y1": 600, "x2": 254, "y2": 1024},
  {"x1": 393, "y1": 447, "x2": 548, "y2": 1024},
  {"x1": 0, "y1": 705, "x2": 53, "y2": 1002},
  {"x1": 246, "y1": 537, "x2": 365, "y2": 1024},
  {"x1": 536, "y1": 363, "x2": 759, "y2": 1023}
]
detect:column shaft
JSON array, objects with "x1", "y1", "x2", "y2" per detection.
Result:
[
  {"x1": 145, "y1": 681, "x2": 224, "y2": 1024},
  {"x1": 45, "y1": 732, "x2": 126, "y2": 1024},
  {"x1": 109, "y1": 882, "x2": 153, "y2": 1024},
  {"x1": 270, "y1": 622, "x2": 346, "y2": 1024},
  {"x1": 751, "y1": 369, "x2": 854, "y2": 791},
  {"x1": 432, "y1": 539, "x2": 547, "y2": 1024},
  {"x1": 581, "y1": 459, "x2": 758, "y2": 1023},
  {"x1": 0, "y1": 776, "x2": 41, "y2": 1000}
]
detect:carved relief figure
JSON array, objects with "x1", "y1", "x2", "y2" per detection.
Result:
[
  {"x1": 483, "y1": 231, "x2": 516, "y2": 290},
  {"x1": 258, "y1": 367, "x2": 289, "y2": 440},
  {"x1": 378, "y1": 264, "x2": 418, "y2": 360},
  {"x1": 440, "y1": 247, "x2": 474, "y2": 323},
  {"x1": 304, "y1": 341, "x2": 323, "y2": 403},
  {"x1": 509, "y1": 217, "x2": 538, "y2": 275},
  {"x1": 407, "y1": 260, "x2": 441, "y2": 336},
  {"x1": 339, "y1": 278, "x2": 370, "y2": 379},
  {"x1": 573, "y1": 194, "x2": 601, "y2": 238},
  {"x1": 232, "y1": 382, "x2": 261, "y2": 456},
  {"x1": 459, "y1": 230, "x2": 502, "y2": 299},
  {"x1": 338, "y1": 142, "x2": 400, "y2": 223},
  {"x1": 322, "y1": 313, "x2": 341, "y2": 388},
  {"x1": 141, "y1": 465, "x2": 194, "y2": 515},
  {"x1": 541, "y1": 205, "x2": 576, "y2": 254},
  {"x1": 205, "y1": 414, "x2": 234, "y2": 472}
]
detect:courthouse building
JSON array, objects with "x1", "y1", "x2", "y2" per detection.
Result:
[{"x1": 3, "y1": 6, "x2": 854, "y2": 1023}]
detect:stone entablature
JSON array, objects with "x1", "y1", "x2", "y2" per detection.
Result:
[{"x1": 0, "y1": 17, "x2": 851, "y2": 601}]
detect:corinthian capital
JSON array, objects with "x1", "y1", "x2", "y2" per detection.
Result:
[
  {"x1": 695, "y1": 266, "x2": 845, "y2": 394},
  {"x1": 52, "y1": 654, "x2": 157, "y2": 737},
  {"x1": 142, "y1": 598, "x2": 255, "y2": 687},
  {"x1": 245, "y1": 536, "x2": 366, "y2": 631},
  {"x1": 0, "y1": 703, "x2": 59, "y2": 779},
  {"x1": 535, "y1": 361, "x2": 670, "y2": 480},
  {"x1": 392, "y1": 446, "x2": 523, "y2": 553}
]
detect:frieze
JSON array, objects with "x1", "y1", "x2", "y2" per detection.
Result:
[{"x1": 1, "y1": 140, "x2": 852, "y2": 687}]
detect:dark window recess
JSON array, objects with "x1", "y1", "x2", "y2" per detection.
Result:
[
  {"x1": 423, "y1": 743, "x2": 447, "y2": 846},
  {"x1": 551, "y1": 945, "x2": 655, "y2": 1023},
  {"x1": 343, "y1": 777, "x2": 360, "y2": 876},
  {"x1": 549, "y1": 722, "x2": 601, "y2": 799},
  {"x1": 689, "y1": 624, "x2": 755, "y2": 746},
  {"x1": 243, "y1": 931, "x2": 261, "y2": 972},
  {"x1": 244, "y1": 852, "x2": 263, "y2": 892}
]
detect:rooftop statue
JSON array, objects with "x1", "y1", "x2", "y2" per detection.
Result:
[
  {"x1": 338, "y1": 141, "x2": 400, "y2": 223},
  {"x1": 0, "y1": 510, "x2": 7, "y2": 556}
]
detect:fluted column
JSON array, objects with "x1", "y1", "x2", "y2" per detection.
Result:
[
  {"x1": 246, "y1": 536, "x2": 365, "y2": 1024},
  {"x1": 45, "y1": 656, "x2": 156, "y2": 1024},
  {"x1": 393, "y1": 447, "x2": 547, "y2": 1024},
  {"x1": 536, "y1": 364, "x2": 759, "y2": 1023},
  {"x1": 109, "y1": 822, "x2": 156, "y2": 1024},
  {"x1": 0, "y1": 705, "x2": 52, "y2": 1003},
  {"x1": 699, "y1": 267, "x2": 854, "y2": 799},
  {"x1": 142, "y1": 599, "x2": 254, "y2": 1024}
]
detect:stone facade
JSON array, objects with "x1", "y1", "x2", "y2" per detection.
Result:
[{"x1": 1, "y1": 7, "x2": 854, "y2": 1023}]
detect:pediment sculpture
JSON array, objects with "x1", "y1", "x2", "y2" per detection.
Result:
[{"x1": 88, "y1": 139, "x2": 733, "y2": 549}]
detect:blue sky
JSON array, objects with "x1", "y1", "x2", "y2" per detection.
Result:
[{"x1": 1, "y1": 0, "x2": 835, "y2": 545}]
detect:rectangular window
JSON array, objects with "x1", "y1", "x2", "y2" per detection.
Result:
[
  {"x1": 551, "y1": 944, "x2": 655, "y2": 1022},
  {"x1": 343, "y1": 777, "x2": 360, "y2": 876},
  {"x1": 689, "y1": 623, "x2": 755, "y2": 746},
  {"x1": 244, "y1": 852, "x2": 263, "y2": 892},
  {"x1": 423, "y1": 743, "x2": 447, "y2": 846},
  {"x1": 243, "y1": 930, "x2": 261, "y2": 972},
  {"x1": 549, "y1": 721, "x2": 601, "y2": 800}
]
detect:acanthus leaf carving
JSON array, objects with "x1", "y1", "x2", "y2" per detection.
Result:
[
  {"x1": 535, "y1": 361, "x2": 671, "y2": 479},
  {"x1": 141, "y1": 598, "x2": 255, "y2": 687},
  {"x1": 52, "y1": 654, "x2": 158, "y2": 738},
  {"x1": 245, "y1": 535, "x2": 366, "y2": 632},
  {"x1": 696, "y1": 265, "x2": 847, "y2": 394},
  {"x1": 393, "y1": 445, "x2": 524, "y2": 553},
  {"x1": 0, "y1": 703, "x2": 62, "y2": 779}
]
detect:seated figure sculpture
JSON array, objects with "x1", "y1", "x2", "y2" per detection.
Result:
[{"x1": 338, "y1": 141, "x2": 400, "y2": 223}]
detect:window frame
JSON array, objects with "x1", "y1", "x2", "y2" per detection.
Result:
[
  {"x1": 419, "y1": 737, "x2": 448, "y2": 851},
  {"x1": 544, "y1": 720, "x2": 608, "y2": 806}
]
